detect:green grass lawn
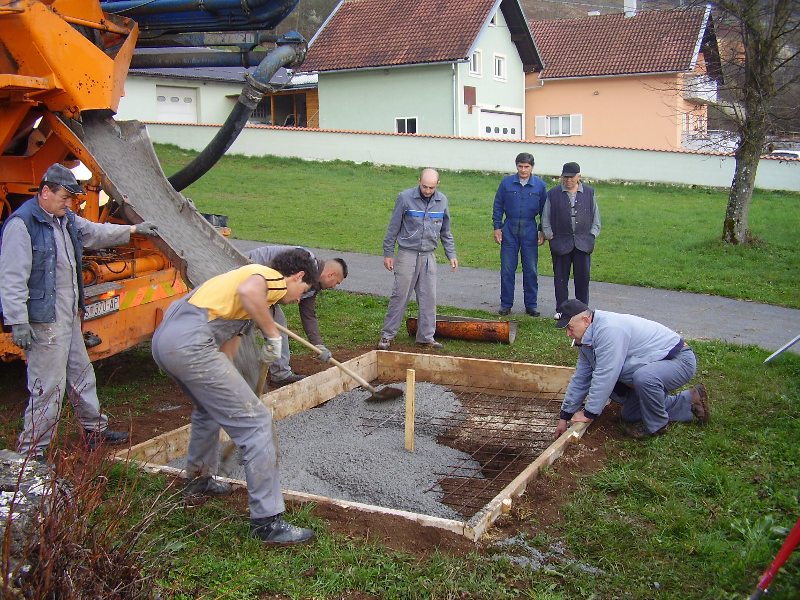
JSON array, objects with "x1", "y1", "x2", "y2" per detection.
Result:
[
  {"x1": 71, "y1": 292, "x2": 797, "y2": 599},
  {"x1": 156, "y1": 145, "x2": 800, "y2": 308}
]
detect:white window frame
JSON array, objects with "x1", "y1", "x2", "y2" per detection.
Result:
[
  {"x1": 469, "y1": 50, "x2": 482, "y2": 77},
  {"x1": 493, "y1": 54, "x2": 507, "y2": 81},
  {"x1": 534, "y1": 114, "x2": 583, "y2": 137},
  {"x1": 395, "y1": 116, "x2": 418, "y2": 134}
]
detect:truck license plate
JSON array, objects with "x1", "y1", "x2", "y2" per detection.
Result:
[{"x1": 84, "y1": 296, "x2": 120, "y2": 321}]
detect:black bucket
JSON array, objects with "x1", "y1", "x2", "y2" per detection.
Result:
[{"x1": 201, "y1": 213, "x2": 229, "y2": 228}]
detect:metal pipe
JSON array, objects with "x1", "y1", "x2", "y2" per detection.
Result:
[
  {"x1": 130, "y1": 51, "x2": 269, "y2": 69},
  {"x1": 168, "y1": 36, "x2": 305, "y2": 191},
  {"x1": 100, "y1": 0, "x2": 299, "y2": 32}
]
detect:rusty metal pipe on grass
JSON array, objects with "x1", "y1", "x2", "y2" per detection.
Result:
[{"x1": 406, "y1": 314, "x2": 517, "y2": 344}]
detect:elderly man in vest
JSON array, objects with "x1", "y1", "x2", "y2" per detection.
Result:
[
  {"x1": 542, "y1": 162, "x2": 601, "y2": 316},
  {"x1": 0, "y1": 163, "x2": 159, "y2": 459}
]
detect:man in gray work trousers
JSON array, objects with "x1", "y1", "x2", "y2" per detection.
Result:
[
  {"x1": 0, "y1": 163, "x2": 159, "y2": 459},
  {"x1": 553, "y1": 299, "x2": 709, "y2": 440},
  {"x1": 377, "y1": 168, "x2": 458, "y2": 350},
  {"x1": 151, "y1": 251, "x2": 318, "y2": 546},
  {"x1": 248, "y1": 244, "x2": 347, "y2": 386}
]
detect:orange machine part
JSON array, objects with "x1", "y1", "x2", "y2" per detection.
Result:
[
  {"x1": 83, "y1": 254, "x2": 168, "y2": 285},
  {"x1": 0, "y1": 0, "x2": 136, "y2": 116},
  {"x1": 82, "y1": 267, "x2": 188, "y2": 361}
]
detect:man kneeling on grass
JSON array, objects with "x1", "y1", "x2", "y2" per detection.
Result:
[
  {"x1": 553, "y1": 299, "x2": 709, "y2": 440},
  {"x1": 151, "y1": 249, "x2": 317, "y2": 546}
]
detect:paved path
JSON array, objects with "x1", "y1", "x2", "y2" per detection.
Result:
[{"x1": 231, "y1": 239, "x2": 800, "y2": 355}]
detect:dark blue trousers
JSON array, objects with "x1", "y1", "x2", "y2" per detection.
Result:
[{"x1": 500, "y1": 227, "x2": 539, "y2": 310}]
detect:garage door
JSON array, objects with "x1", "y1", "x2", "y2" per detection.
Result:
[
  {"x1": 480, "y1": 110, "x2": 522, "y2": 140},
  {"x1": 156, "y1": 86, "x2": 198, "y2": 123}
]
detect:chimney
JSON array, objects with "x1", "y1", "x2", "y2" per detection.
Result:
[{"x1": 624, "y1": 0, "x2": 637, "y2": 17}]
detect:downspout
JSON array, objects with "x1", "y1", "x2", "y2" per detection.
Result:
[
  {"x1": 168, "y1": 32, "x2": 306, "y2": 191},
  {"x1": 452, "y1": 63, "x2": 458, "y2": 135}
]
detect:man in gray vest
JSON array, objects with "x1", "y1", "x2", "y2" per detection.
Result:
[
  {"x1": 247, "y1": 245, "x2": 347, "y2": 385},
  {"x1": 542, "y1": 162, "x2": 601, "y2": 315},
  {"x1": 0, "y1": 163, "x2": 159, "y2": 459}
]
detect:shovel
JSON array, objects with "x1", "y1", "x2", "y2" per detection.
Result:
[{"x1": 274, "y1": 323, "x2": 403, "y2": 403}]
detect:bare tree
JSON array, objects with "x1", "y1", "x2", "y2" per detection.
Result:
[{"x1": 711, "y1": 0, "x2": 800, "y2": 244}]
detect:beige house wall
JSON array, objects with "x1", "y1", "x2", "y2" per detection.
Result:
[{"x1": 525, "y1": 72, "x2": 706, "y2": 151}]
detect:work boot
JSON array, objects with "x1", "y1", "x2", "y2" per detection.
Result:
[
  {"x1": 85, "y1": 429, "x2": 129, "y2": 450},
  {"x1": 183, "y1": 476, "x2": 232, "y2": 501},
  {"x1": 416, "y1": 340, "x2": 444, "y2": 350},
  {"x1": 689, "y1": 384, "x2": 710, "y2": 424},
  {"x1": 498, "y1": 308, "x2": 511, "y2": 316},
  {"x1": 623, "y1": 422, "x2": 668, "y2": 440},
  {"x1": 377, "y1": 337, "x2": 391, "y2": 350},
  {"x1": 271, "y1": 373, "x2": 305, "y2": 387},
  {"x1": 250, "y1": 514, "x2": 315, "y2": 546},
  {"x1": 526, "y1": 308, "x2": 541, "y2": 317}
]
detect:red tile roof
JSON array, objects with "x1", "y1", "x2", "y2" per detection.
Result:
[
  {"x1": 530, "y1": 8, "x2": 710, "y2": 79},
  {"x1": 301, "y1": 0, "x2": 534, "y2": 72}
]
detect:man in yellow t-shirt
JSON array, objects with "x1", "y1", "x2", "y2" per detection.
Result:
[{"x1": 152, "y1": 248, "x2": 318, "y2": 546}]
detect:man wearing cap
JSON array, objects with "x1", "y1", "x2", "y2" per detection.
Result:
[
  {"x1": 247, "y1": 244, "x2": 347, "y2": 386},
  {"x1": 0, "y1": 163, "x2": 160, "y2": 459},
  {"x1": 553, "y1": 299, "x2": 709, "y2": 440},
  {"x1": 542, "y1": 162, "x2": 600, "y2": 314},
  {"x1": 492, "y1": 152, "x2": 547, "y2": 317}
]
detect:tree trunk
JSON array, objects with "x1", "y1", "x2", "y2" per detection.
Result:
[
  {"x1": 720, "y1": 0, "x2": 778, "y2": 245},
  {"x1": 722, "y1": 124, "x2": 762, "y2": 244}
]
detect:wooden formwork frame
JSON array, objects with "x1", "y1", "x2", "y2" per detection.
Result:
[{"x1": 115, "y1": 351, "x2": 590, "y2": 541}]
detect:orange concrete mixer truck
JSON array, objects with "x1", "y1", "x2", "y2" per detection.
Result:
[{"x1": 0, "y1": 0, "x2": 306, "y2": 363}]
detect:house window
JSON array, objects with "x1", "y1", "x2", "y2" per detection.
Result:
[
  {"x1": 535, "y1": 114, "x2": 583, "y2": 137},
  {"x1": 493, "y1": 54, "x2": 507, "y2": 81},
  {"x1": 489, "y1": 12, "x2": 498, "y2": 26},
  {"x1": 396, "y1": 117, "x2": 417, "y2": 134},
  {"x1": 469, "y1": 50, "x2": 482, "y2": 76}
]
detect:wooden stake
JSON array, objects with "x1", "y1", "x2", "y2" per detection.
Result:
[{"x1": 405, "y1": 368, "x2": 415, "y2": 452}]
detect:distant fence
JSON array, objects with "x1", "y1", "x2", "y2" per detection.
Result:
[{"x1": 144, "y1": 123, "x2": 799, "y2": 191}]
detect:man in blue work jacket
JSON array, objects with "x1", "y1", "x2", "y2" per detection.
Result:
[{"x1": 492, "y1": 152, "x2": 547, "y2": 316}]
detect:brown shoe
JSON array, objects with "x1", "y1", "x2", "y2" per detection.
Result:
[
  {"x1": 689, "y1": 384, "x2": 709, "y2": 424},
  {"x1": 623, "y1": 422, "x2": 668, "y2": 440}
]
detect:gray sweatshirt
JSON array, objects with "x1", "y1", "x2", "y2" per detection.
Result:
[{"x1": 560, "y1": 310, "x2": 683, "y2": 417}]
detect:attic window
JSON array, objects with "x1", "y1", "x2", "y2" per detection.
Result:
[{"x1": 489, "y1": 12, "x2": 497, "y2": 26}]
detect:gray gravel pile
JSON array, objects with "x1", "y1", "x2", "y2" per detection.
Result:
[{"x1": 171, "y1": 382, "x2": 483, "y2": 520}]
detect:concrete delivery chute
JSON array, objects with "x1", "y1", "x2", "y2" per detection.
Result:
[{"x1": 0, "y1": 0, "x2": 306, "y2": 366}]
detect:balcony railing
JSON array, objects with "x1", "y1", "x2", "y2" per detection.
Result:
[{"x1": 684, "y1": 75, "x2": 718, "y2": 104}]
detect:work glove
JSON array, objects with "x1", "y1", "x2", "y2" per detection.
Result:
[
  {"x1": 260, "y1": 336, "x2": 282, "y2": 366},
  {"x1": 135, "y1": 221, "x2": 160, "y2": 237},
  {"x1": 315, "y1": 344, "x2": 332, "y2": 363},
  {"x1": 11, "y1": 324, "x2": 34, "y2": 351}
]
